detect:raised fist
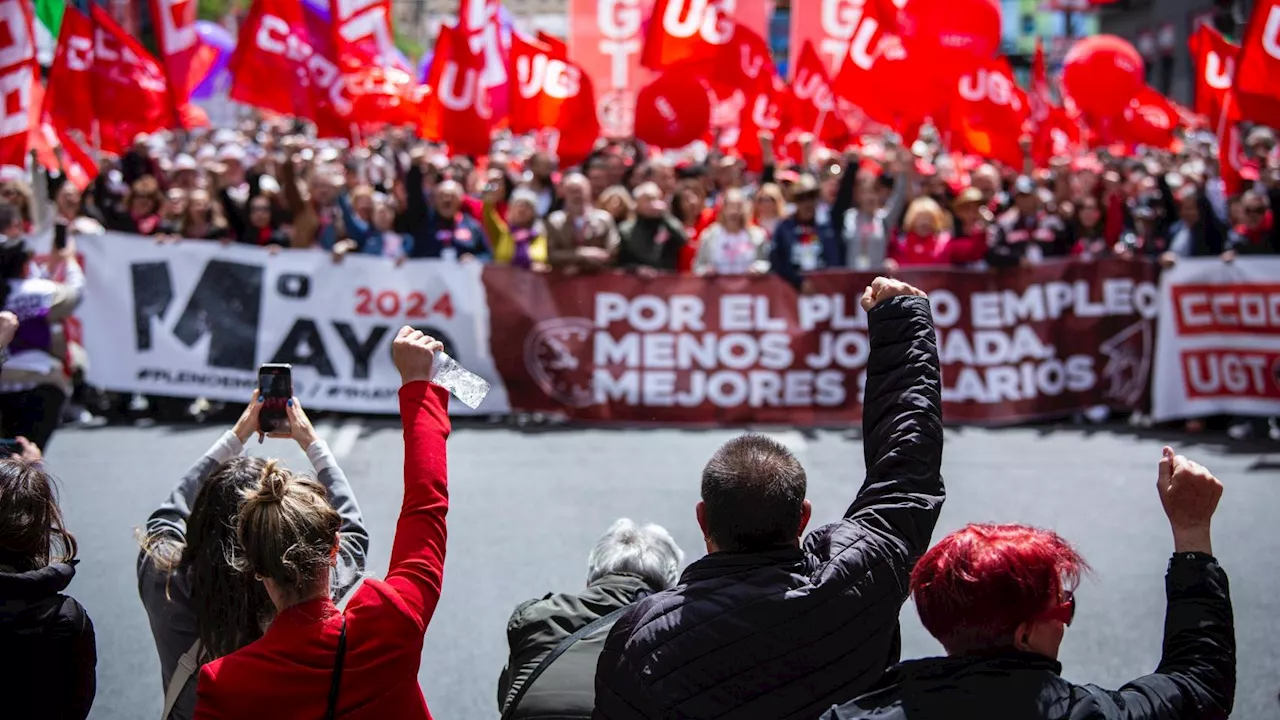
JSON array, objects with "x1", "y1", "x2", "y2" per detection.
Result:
[
  {"x1": 392, "y1": 326, "x2": 443, "y2": 385},
  {"x1": 860, "y1": 276, "x2": 927, "y2": 312},
  {"x1": 1157, "y1": 446, "x2": 1223, "y2": 534}
]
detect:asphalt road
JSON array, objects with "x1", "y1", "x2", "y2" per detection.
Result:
[{"x1": 45, "y1": 415, "x2": 1280, "y2": 719}]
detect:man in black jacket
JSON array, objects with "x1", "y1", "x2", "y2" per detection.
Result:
[
  {"x1": 593, "y1": 277, "x2": 944, "y2": 720},
  {"x1": 821, "y1": 447, "x2": 1234, "y2": 720}
]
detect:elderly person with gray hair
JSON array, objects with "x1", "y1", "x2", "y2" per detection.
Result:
[{"x1": 498, "y1": 519, "x2": 684, "y2": 720}]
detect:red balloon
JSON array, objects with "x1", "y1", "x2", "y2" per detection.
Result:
[
  {"x1": 634, "y1": 72, "x2": 711, "y2": 149},
  {"x1": 907, "y1": 0, "x2": 1002, "y2": 63},
  {"x1": 1062, "y1": 35, "x2": 1145, "y2": 118}
]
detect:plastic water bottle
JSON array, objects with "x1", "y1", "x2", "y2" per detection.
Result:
[{"x1": 431, "y1": 350, "x2": 491, "y2": 409}]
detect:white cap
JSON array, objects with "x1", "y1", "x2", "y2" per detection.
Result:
[
  {"x1": 173, "y1": 154, "x2": 198, "y2": 171},
  {"x1": 196, "y1": 145, "x2": 217, "y2": 161},
  {"x1": 217, "y1": 145, "x2": 246, "y2": 163},
  {"x1": 258, "y1": 175, "x2": 281, "y2": 194}
]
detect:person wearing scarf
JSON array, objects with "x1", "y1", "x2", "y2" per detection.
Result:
[
  {"x1": 1225, "y1": 189, "x2": 1280, "y2": 258},
  {"x1": 484, "y1": 188, "x2": 547, "y2": 270}
]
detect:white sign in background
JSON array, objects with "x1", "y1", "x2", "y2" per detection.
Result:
[
  {"x1": 1152, "y1": 257, "x2": 1280, "y2": 422},
  {"x1": 79, "y1": 233, "x2": 511, "y2": 415}
]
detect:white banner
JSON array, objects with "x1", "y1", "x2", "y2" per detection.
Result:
[
  {"x1": 1152, "y1": 257, "x2": 1280, "y2": 421},
  {"x1": 79, "y1": 233, "x2": 511, "y2": 415}
]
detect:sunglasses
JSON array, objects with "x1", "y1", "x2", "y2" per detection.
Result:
[
  {"x1": 1245, "y1": 206, "x2": 1267, "y2": 216},
  {"x1": 1039, "y1": 590, "x2": 1076, "y2": 627}
]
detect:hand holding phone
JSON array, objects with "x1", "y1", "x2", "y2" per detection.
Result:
[{"x1": 258, "y1": 364, "x2": 293, "y2": 437}]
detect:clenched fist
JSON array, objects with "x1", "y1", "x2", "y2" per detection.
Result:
[
  {"x1": 1157, "y1": 446, "x2": 1223, "y2": 555},
  {"x1": 392, "y1": 326, "x2": 443, "y2": 386},
  {"x1": 860, "y1": 276, "x2": 927, "y2": 312}
]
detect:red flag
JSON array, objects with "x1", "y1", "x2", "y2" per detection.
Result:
[
  {"x1": 948, "y1": 57, "x2": 1029, "y2": 168},
  {"x1": 457, "y1": 0, "x2": 509, "y2": 128},
  {"x1": 89, "y1": 5, "x2": 178, "y2": 152},
  {"x1": 229, "y1": 0, "x2": 354, "y2": 138},
  {"x1": 1233, "y1": 0, "x2": 1280, "y2": 127},
  {"x1": 508, "y1": 33, "x2": 599, "y2": 166},
  {"x1": 0, "y1": 0, "x2": 36, "y2": 169},
  {"x1": 43, "y1": 6, "x2": 94, "y2": 140},
  {"x1": 536, "y1": 31, "x2": 567, "y2": 59},
  {"x1": 1189, "y1": 24, "x2": 1238, "y2": 124},
  {"x1": 790, "y1": 41, "x2": 850, "y2": 146},
  {"x1": 422, "y1": 23, "x2": 492, "y2": 157},
  {"x1": 641, "y1": 0, "x2": 735, "y2": 71},
  {"x1": 55, "y1": 125, "x2": 99, "y2": 191},
  {"x1": 1113, "y1": 86, "x2": 1180, "y2": 150},
  {"x1": 706, "y1": 24, "x2": 790, "y2": 169},
  {"x1": 331, "y1": 0, "x2": 399, "y2": 68},
  {"x1": 150, "y1": 0, "x2": 220, "y2": 119}
]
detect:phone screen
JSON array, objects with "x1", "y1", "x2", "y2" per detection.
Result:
[
  {"x1": 53, "y1": 223, "x2": 68, "y2": 251},
  {"x1": 258, "y1": 364, "x2": 292, "y2": 435}
]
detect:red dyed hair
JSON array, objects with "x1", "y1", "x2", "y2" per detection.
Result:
[{"x1": 911, "y1": 524, "x2": 1089, "y2": 655}]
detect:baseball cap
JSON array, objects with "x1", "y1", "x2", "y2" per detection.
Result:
[{"x1": 1013, "y1": 175, "x2": 1037, "y2": 196}]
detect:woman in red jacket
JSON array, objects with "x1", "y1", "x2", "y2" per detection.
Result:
[
  {"x1": 887, "y1": 197, "x2": 988, "y2": 268},
  {"x1": 195, "y1": 327, "x2": 451, "y2": 720}
]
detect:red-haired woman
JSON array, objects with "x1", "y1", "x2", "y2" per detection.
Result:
[{"x1": 822, "y1": 447, "x2": 1234, "y2": 720}]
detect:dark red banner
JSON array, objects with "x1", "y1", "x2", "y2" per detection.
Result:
[{"x1": 484, "y1": 259, "x2": 1161, "y2": 425}]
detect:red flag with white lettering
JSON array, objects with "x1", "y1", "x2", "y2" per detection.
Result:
[
  {"x1": 1232, "y1": 0, "x2": 1280, "y2": 128},
  {"x1": 568, "y1": 0, "x2": 769, "y2": 138},
  {"x1": 0, "y1": 0, "x2": 35, "y2": 169},
  {"x1": 641, "y1": 0, "x2": 733, "y2": 70},
  {"x1": 331, "y1": 0, "x2": 399, "y2": 68},
  {"x1": 1189, "y1": 24, "x2": 1238, "y2": 124},
  {"x1": 229, "y1": 0, "x2": 354, "y2": 138},
  {"x1": 55, "y1": 125, "x2": 99, "y2": 191},
  {"x1": 509, "y1": 33, "x2": 599, "y2": 166},
  {"x1": 948, "y1": 57, "x2": 1029, "y2": 168},
  {"x1": 42, "y1": 6, "x2": 94, "y2": 140},
  {"x1": 706, "y1": 24, "x2": 791, "y2": 169},
  {"x1": 150, "y1": 0, "x2": 220, "y2": 122},
  {"x1": 89, "y1": 5, "x2": 178, "y2": 152},
  {"x1": 422, "y1": 23, "x2": 493, "y2": 157},
  {"x1": 790, "y1": 41, "x2": 850, "y2": 145}
]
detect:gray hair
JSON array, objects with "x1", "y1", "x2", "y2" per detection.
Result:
[{"x1": 586, "y1": 518, "x2": 684, "y2": 590}]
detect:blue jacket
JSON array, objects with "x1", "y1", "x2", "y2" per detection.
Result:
[
  {"x1": 338, "y1": 194, "x2": 414, "y2": 258},
  {"x1": 769, "y1": 216, "x2": 843, "y2": 288},
  {"x1": 403, "y1": 164, "x2": 492, "y2": 260}
]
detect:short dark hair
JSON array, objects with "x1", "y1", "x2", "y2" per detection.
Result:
[{"x1": 700, "y1": 434, "x2": 806, "y2": 552}]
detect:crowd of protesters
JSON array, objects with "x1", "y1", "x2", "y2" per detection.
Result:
[
  {"x1": 2, "y1": 117, "x2": 1273, "y2": 440},
  {"x1": 0, "y1": 278, "x2": 1236, "y2": 720}
]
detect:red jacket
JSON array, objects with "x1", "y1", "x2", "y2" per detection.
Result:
[
  {"x1": 195, "y1": 382, "x2": 451, "y2": 720},
  {"x1": 888, "y1": 231, "x2": 987, "y2": 267}
]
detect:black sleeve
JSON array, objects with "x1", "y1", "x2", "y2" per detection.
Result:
[
  {"x1": 1199, "y1": 190, "x2": 1227, "y2": 256},
  {"x1": 219, "y1": 188, "x2": 246, "y2": 241},
  {"x1": 769, "y1": 225, "x2": 801, "y2": 288},
  {"x1": 1081, "y1": 553, "x2": 1234, "y2": 720},
  {"x1": 845, "y1": 295, "x2": 944, "y2": 561},
  {"x1": 68, "y1": 603, "x2": 97, "y2": 720},
  {"x1": 1157, "y1": 174, "x2": 1178, "y2": 239},
  {"x1": 831, "y1": 156, "x2": 858, "y2": 242},
  {"x1": 1268, "y1": 187, "x2": 1280, "y2": 253},
  {"x1": 985, "y1": 225, "x2": 1021, "y2": 268},
  {"x1": 404, "y1": 163, "x2": 428, "y2": 239}
]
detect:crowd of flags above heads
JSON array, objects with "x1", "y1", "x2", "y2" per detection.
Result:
[{"x1": 5, "y1": 0, "x2": 1280, "y2": 189}]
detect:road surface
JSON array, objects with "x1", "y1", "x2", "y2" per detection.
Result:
[{"x1": 45, "y1": 415, "x2": 1280, "y2": 718}]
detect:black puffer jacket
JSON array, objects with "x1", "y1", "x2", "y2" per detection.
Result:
[
  {"x1": 592, "y1": 295, "x2": 944, "y2": 720},
  {"x1": 0, "y1": 561, "x2": 97, "y2": 719},
  {"x1": 821, "y1": 553, "x2": 1234, "y2": 720}
]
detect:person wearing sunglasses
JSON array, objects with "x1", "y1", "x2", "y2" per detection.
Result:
[{"x1": 821, "y1": 446, "x2": 1234, "y2": 720}]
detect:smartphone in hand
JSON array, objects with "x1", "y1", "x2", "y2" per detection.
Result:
[{"x1": 258, "y1": 363, "x2": 292, "y2": 436}]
